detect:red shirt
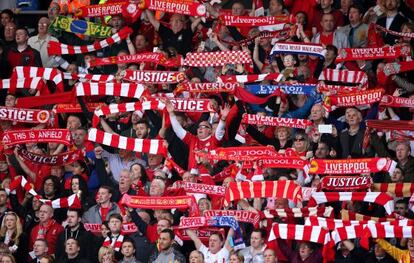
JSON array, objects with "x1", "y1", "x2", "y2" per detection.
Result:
[
  {"x1": 320, "y1": 32, "x2": 334, "y2": 46},
  {"x1": 183, "y1": 133, "x2": 221, "y2": 171}
]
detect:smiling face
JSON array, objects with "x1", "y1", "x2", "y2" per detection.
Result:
[{"x1": 197, "y1": 121, "x2": 212, "y2": 140}]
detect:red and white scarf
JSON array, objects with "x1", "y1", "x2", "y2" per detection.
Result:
[
  {"x1": 92, "y1": 100, "x2": 165, "y2": 127},
  {"x1": 308, "y1": 157, "x2": 396, "y2": 175},
  {"x1": 0, "y1": 106, "x2": 51, "y2": 124},
  {"x1": 0, "y1": 77, "x2": 45, "y2": 92},
  {"x1": 48, "y1": 27, "x2": 132, "y2": 55},
  {"x1": 317, "y1": 84, "x2": 364, "y2": 94},
  {"x1": 382, "y1": 61, "x2": 414, "y2": 76},
  {"x1": 203, "y1": 210, "x2": 260, "y2": 227},
  {"x1": 305, "y1": 216, "x2": 366, "y2": 231},
  {"x1": 318, "y1": 69, "x2": 368, "y2": 88},
  {"x1": 308, "y1": 192, "x2": 395, "y2": 215},
  {"x1": 55, "y1": 102, "x2": 106, "y2": 113},
  {"x1": 380, "y1": 95, "x2": 414, "y2": 108},
  {"x1": 8, "y1": 176, "x2": 39, "y2": 198},
  {"x1": 366, "y1": 120, "x2": 414, "y2": 131},
  {"x1": 176, "y1": 82, "x2": 241, "y2": 94},
  {"x1": 220, "y1": 14, "x2": 294, "y2": 27},
  {"x1": 340, "y1": 209, "x2": 395, "y2": 222},
  {"x1": 103, "y1": 234, "x2": 124, "y2": 252},
  {"x1": 220, "y1": 28, "x2": 291, "y2": 47},
  {"x1": 261, "y1": 207, "x2": 334, "y2": 219},
  {"x1": 268, "y1": 223, "x2": 331, "y2": 244},
  {"x1": 360, "y1": 224, "x2": 414, "y2": 250},
  {"x1": 320, "y1": 176, "x2": 372, "y2": 191},
  {"x1": 88, "y1": 128, "x2": 167, "y2": 155},
  {"x1": 323, "y1": 88, "x2": 384, "y2": 110},
  {"x1": 168, "y1": 98, "x2": 215, "y2": 112},
  {"x1": 376, "y1": 24, "x2": 414, "y2": 39},
  {"x1": 197, "y1": 146, "x2": 279, "y2": 161},
  {"x1": 218, "y1": 72, "x2": 283, "y2": 83},
  {"x1": 270, "y1": 42, "x2": 326, "y2": 59},
  {"x1": 183, "y1": 50, "x2": 252, "y2": 67},
  {"x1": 12, "y1": 66, "x2": 64, "y2": 91},
  {"x1": 17, "y1": 147, "x2": 82, "y2": 166},
  {"x1": 2, "y1": 129, "x2": 72, "y2": 147},
  {"x1": 146, "y1": 0, "x2": 206, "y2": 17},
  {"x1": 121, "y1": 70, "x2": 186, "y2": 83},
  {"x1": 331, "y1": 224, "x2": 365, "y2": 244},
  {"x1": 336, "y1": 45, "x2": 411, "y2": 62},
  {"x1": 224, "y1": 180, "x2": 302, "y2": 206},
  {"x1": 243, "y1": 157, "x2": 308, "y2": 171},
  {"x1": 88, "y1": 52, "x2": 167, "y2": 67},
  {"x1": 40, "y1": 194, "x2": 81, "y2": 209},
  {"x1": 242, "y1": 114, "x2": 312, "y2": 129},
  {"x1": 85, "y1": 223, "x2": 138, "y2": 234},
  {"x1": 74, "y1": 82, "x2": 147, "y2": 98},
  {"x1": 170, "y1": 181, "x2": 226, "y2": 196},
  {"x1": 372, "y1": 183, "x2": 414, "y2": 197},
  {"x1": 63, "y1": 72, "x2": 114, "y2": 82}
]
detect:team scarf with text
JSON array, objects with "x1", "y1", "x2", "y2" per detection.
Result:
[
  {"x1": 224, "y1": 180, "x2": 302, "y2": 206},
  {"x1": 376, "y1": 24, "x2": 414, "y2": 39},
  {"x1": 323, "y1": 88, "x2": 384, "y2": 110},
  {"x1": 308, "y1": 192, "x2": 395, "y2": 215},
  {"x1": 179, "y1": 216, "x2": 245, "y2": 249},
  {"x1": 308, "y1": 157, "x2": 397, "y2": 175},
  {"x1": 88, "y1": 128, "x2": 167, "y2": 155},
  {"x1": 174, "y1": 228, "x2": 225, "y2": 245},
  {"x1": 88, "y1": 52, "x2": 167, "y2": 67},
  {"x1": 163, "y1": 156, "x2": 186, "y2": 175},
  {"x1": 121, "y1": 70, "x2": 186, "y2": 84},
  {"x1": 318, "y1": 69, "x2": 368, "y2": 88},
  {"x1": 0, "y1": 77, "x2": 45, "y2": 93},
  {"x1": 76, "y1": 2, "x2": 128, "y2": 17},
  {"x1": 241, "y1": 114, "x2": 313, "y2": 129},
  {"x1": 183, "y1": 50, "x2": 252, "y2": 67},
  {"x1": 176, "y1": 82, "x2": 242, "y2": 94},
  {"x1": 17, "y1": 147, "x2": 82, "y2": 166},
  {"x1": 47, "y1": 27, "x2": 132, "y2": 55},
  {"x1": 203, "y1": 210, "x2": 260, "y2": 227},
  {"x1": 0, "y1": 106, "x2": 51, "y2": 124},
  {"x1": 2, "y1": 129, "x2": 72, "y2": 147},
  {"x1": 121, "y1": 194, "x2": 199, "y2": 216},
  {"x1": 92, "y1": 100, "x2": 165, "y2": 127},
  {"x1": 74, "y1": 82, "x2": 147, "y2": 99},
  {"x1": 270, "y1": 42, "x2": 326, "y2": 59},
  {"x1": 169, "y1": 181, "x2": 226, "y2": 196},
  {"x1": 218, "y1": 72, "x2": 283, "y2": 83},
  {"x1": 196, "y1": 146, "x2": 279, "y2": 161},
  {"x1": 12, "y1": 66, "x2": 64, "y2": 92},
  {"x1": 220, "y1": 14, "x2": 295, "y2": 27},
  {"x1": 372, "y1": 183, "x2": 414, "y2": 197},
  {"x1": 366, "y1": 120, "x2": 414, "y2": 131},
  {"x1": 55, "y1": 102, "x2": 106, "y2": 113},
  {"x1": 380, "y1": 95, "x2": 414, "y2": 108},
  {"x1": 242, "y1": 157, "x2": 308, "y2": 170},
  {"x1": 146, "y1": 0, "x2": 207, "y2": 17},
  {"x1": 335, "y1": 45, "x2": 411, "y2": 62},
  {"x1": 85, "y1": 223, "x2": 138, "y2": 234},
  {"x1": 103, "y1": 235, "x2": 124, "y2": 252},
  {"x1": 260, "y1": 207, "x2": 335, "y2": 219},
  {"x1": 245, "y1": 83, "x2": 316, "y2": 95},
  {"x1": 320, "y1": 176, "x2": 372, "y2": 191},
  {"x1": 212, "y1": 164, "x2": 239, "y2": 183},
  {"x1": 381, "y1": 61, "x2": 414, "y2": 77},
  {"x1": 50, "y1": 15, "x2": 113, "y2": 38},
  {"x1": 317, "y1": 84, "x2": 364, "y2": 95}
]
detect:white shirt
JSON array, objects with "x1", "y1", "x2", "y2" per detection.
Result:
[
  {"x1": 199, "y1": 244, "x2": 230, "y2": 263},
  {"x1": 28, "y1": 34, "x2": 59, "y2": 67}
]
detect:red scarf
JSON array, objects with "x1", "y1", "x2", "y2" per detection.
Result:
[
  {"x1": 2, "y1": 129, "x2": 72, "y2": 147},
  {"x1": 366, "y1": 120, "x2": 414, "y2": 131},
  {"x1": 197, "y1": 146, "x2": 279, "y2": 161},
  {"x1": 0, "y1": 106, "x2": 51, "y2": 124},
  {"x1": 320, "y1": 176, "x2": 372, "y2": 191},
  {"x1": 0, "y1": 78, "x2": 45, "y2": 94},
  {"x1": 309, "y1": 157, "x2": 396, "y2": 175},
  {"x1": 372, "y1": 183, "x2": 414, "y2": 197},
  {"x1": 121, "y1": 70, "x2": 186, "y2": 84},
  {"x1": 336, "y1": 46, "x2": 411, "y2": 62},
  {"x1": 380, "y1": 95, "x2": 414, "y2": 108},
  {"x1": 103, "y1": 234, "x2": 124, "y2": 252},
  {"x1": 323, "y1": 88, "x2": 384, "y2": 110},
  {"x1": 145, "y1": 0, "x2": 207, "y2": 16},
  {"x1": 260, "y1": 207, "x2": 334, "y2": 219},
  {"x1": 16, "y1": 147, "x2": 82, "y2": 166},
  {"x1": 242, "y1": 114, "x2": 312, "y2": 129},
  {"x1": 220, "y1": 14, "x2": 294, "y2": 27},
  {"x1": 203, "y1": 210, "x2": 260, "y2": 227},
  {"x1": 89, "y1": 52, "x2": 166, "y2": 67},
  {"x1": 183, "y1": 50, "x2": 252, "y2": 67}
]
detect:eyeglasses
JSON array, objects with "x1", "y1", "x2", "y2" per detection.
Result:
[
  {"x1": 154, "y1": 176, "x2": 166, "y2": 180},
  {"x1": 198, "y1": 125, "x2": 211, "y2": 129},
  {"x1": 38, "y1": 23, "x2": 48, "y2": 26},
  {"x1": 295, "y1": 138, "x2": 305, "y2": 141}
]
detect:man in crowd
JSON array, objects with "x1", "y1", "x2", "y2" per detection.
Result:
[{"x1": 82, "y1": 186, "x2": 121, "y2": 224}]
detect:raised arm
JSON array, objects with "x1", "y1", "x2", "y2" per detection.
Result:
[
  {"x1": 186, "y1": 229, "x2": 203, "y2": 250},
  {"x1": 145, "y1": 9, "x2": 160, "y2": 31}
]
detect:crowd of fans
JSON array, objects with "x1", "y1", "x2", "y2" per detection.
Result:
[{"x1": 0, "y1": 0, "x2": 413, "y2": 262}]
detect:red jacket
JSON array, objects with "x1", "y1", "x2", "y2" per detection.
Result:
[{"x1": 29, "y1": 220, "x2": 64, "y2": 255}]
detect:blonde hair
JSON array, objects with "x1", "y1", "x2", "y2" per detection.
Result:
[
  {"x1": 98, "y1": 246, "x2": 114, "y2": 263},
  {"x1": 0, "y1": 212, "x2": 23, "y2": 246}
]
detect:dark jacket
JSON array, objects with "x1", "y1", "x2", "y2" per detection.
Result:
[
  {"x1": 335, "y1": 247, "x2": 367, "y2": 263},
  {"x1": 58, "y1": 254, "x2": 91, "y2": 263},
  {"x1": 376, "y1": 14, "x2": 408, "y2": 45},
  {"x1": 0, "y1": 232, "x2": 28, "y2": 263},
  {"x1": 365, "y1": 253, "x2": 397, "y2": 263},
  {"x1": 149, "y1": 247, "x2": 186, "y2": 263}
]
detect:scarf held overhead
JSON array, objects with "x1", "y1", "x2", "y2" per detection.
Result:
[
  {"x1": 336, "y1": 46, "x2": 411, "y2": 62},
  {"x1": 145, "y1": 0, "x2": 207, "y2": 17},
  {"x1": 74, "y1": 82, "x2": 147, "y2": 99},
  {"x1": 0, "y1": 106, "x2": 51, "y2": 124},
  {"x1": 2, "y1": 129, "x2": 72, "y2": 146},
  {"x1": 323, "y1": 88, "x2": 384, "y2": 109},
  {"x1": 50, "y1": 15, "x2": 112, "y2": 38},
  {"x1": 224, "y1": 180, "x2": 302, "y2": 206},
  {"x1": 203, "y1": 210, "x2": 260, "y2": 227},
  {"x1": 121, "y1": 70, "x2": 186, "y2": 84},
  {"x1": 17, "y1": 147, "x2": 83, "y2": 166},
  {"x1": 183, "y1": 50, "x2": 252, "y2": 67},
  {"x1": 270, "y1": 42, "x2": 326, "y2": 59},
  {"x1": 320, "y1": 176, "x2": 372, "y2": 191},
  {"x1": 380, "y1": 95, "x2": 414, "y2": 108},
  {"x1": 88, "y1": 52, "x2": 167, "y2": 67},
  {"x1": 220, "y1": 14, "x2": 295, "y2": 27},
  {"x1": 242, "y1": 114, "x2": 312, "y2": 129},
  {"x1": 308, "y1": 158, "x2": 397, "y2": 175}
]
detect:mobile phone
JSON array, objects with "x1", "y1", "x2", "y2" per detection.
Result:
[{"x1": 318, "y1": 124, "x2": 333, "y2": 134}]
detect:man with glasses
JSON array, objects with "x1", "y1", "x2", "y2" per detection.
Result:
[
  {"x1": 2, "y1": 21, "x2": 16, "y2": 49},
  {"x1": 28, "y1": 17, "x2": 59, "y2": 67}
]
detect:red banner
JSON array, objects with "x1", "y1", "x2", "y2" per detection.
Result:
[
  {"x1": 2, "y1": 129, "x2": 72, "y2": 146},
  {"x1": 242, "y1": 114, "x2": 312, "y2": 129},
  {"x1": 169, "y1": 98, "x2": 214, "y2": 112},
  {"x1": 121, "y1": 70, "x2": 186, "y2": 84},
  {"x1": 220, "y1": 15, "x2": 294, "y2": 27},
  {"x1": 177, "y1": 82, "x2": 240, "y2": 94},
  {"x1": 197, "y1": 146, "x2": 279, "y2": 161},
  {"x1": 324, "y1": 88, "x2": 384, "y2": 109},
  {"x1": 89, "y1": 52, "x2": 166, "y2": 67},
  {"x1": 76, "y1": 2, "x2": 127, "y2": 17},
  {"x1": 84, "y1": 223, "x2": 138, "y2": 234},
  {"x1": 55, "y1": 103, "x2": 106, "y2": 113},
  {"x1": 336, "y1": 46, "x2": 411, "y2": 62},
  {"x1": 0, "y1": 106, "x2": 51, "y2": 124},
  {"x1": 203, "y1": 210, "x2": 260, "y2": 226},
  {"x1": 17, "y1": 147, "x2": 82, "y2": 166},
  {"x1": 320, "y1": 176, "x2": 372, "y2": 191},
  {"x1": 145, "y1": 0, "x2": 206, "y2": 16},
  {"x1": 380, "y1": 95, "x2": 414, "y2": 108},
  {"x1": 309, "y1": 158, "x2": 396, "y2": 175},
  {"x1": 171, "y1": 181, "x2": 226, "y2": 196}
]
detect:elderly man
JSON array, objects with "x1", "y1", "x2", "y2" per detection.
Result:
[
  {"x1": 28, "y1": 17, "x2": 59, "y2": 67},
  {"x1": 29, "y1": 204, "x2": 64, "y2": 255},
  {"x1": 395, "y1": 142, "x2": 414, "y2": 182}
]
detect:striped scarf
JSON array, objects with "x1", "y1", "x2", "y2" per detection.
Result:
[
  {"x1": 260, "y1": 207, "x2": 334, "y2": 219},
  {"x1": 372, "y1": 183, "x2": 414, "y2": 197},
  {"x1": 0, "y1": 78, "x2": 45, "y2": 93},
  {"x1": 318, "y1": 69, "x2": 368, "y2": 88},
  {"x1": 74, "y1": 82, "x2": 147, "y2": 98},
  {"x1": 103, "y1": 234, "x2": 124, "y2": 252}
]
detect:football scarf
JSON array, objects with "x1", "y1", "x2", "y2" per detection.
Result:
[
  {"x1": 372, "y1": 183, "x2": 414, "y2": 197},
  {"x1": 74, "y1": 82, "x2": 147, "y2": 99},
  {"x1": 49, "y1": 15, "x2": 112, "y2": 38},
  {"x1": 245, "y1": 83, "x2": 316, "y2": 95},
  {"x1": 145, "y1": 0, "x2": 207, "y2": 17},
  {"x1": 17, "y1": 147, "x2": 82, "y2": 166},
  {"x1": 381, "y1": 61, "x2": 414, "y2": 76},
  {"x1": 218, "y1": 72, "x2": 283, "y2": 83},
  {"x1": 260, "y1": 207, "x2": 335, "y2": 219},
  {"x1": 366, "y1": 120, "x2": 414, "y2": 131},
  {"x1": 224, "y1": 180, "x2": 302, "y2": 206},
  {"x1": 47, "y1": 27, "x2": 132, "y2": 55},
  {"x1": 120, "y1": 70, "x2": 186, "y2": 83},
  {"x1": 320, "y1": 176, "x2": 372, "y2": 191},
  {"x1": 270, "y1": 42, "x2": 326, "y2": 59},
  {"x1": 336, "y1": 46, "x2": 411, "y2": 62},
  {"x1": 0, "y1": 106, "x2": 51, "y2": 124},
  {"x1": 376, "y1": 24, "x2": 414, "y2": 39},
  {"x1": 103, "y1": 235, "x2": 124, "y2": 252},
  {"x1": 308, "y1": 192, "x2": 395, "y2": 215},
  {"x1": 220, "y1": 14, "x2": 295, "y2": 27},
  {"x1": 323, "y1": 88, "x2": 384, "y2": 110},
  {"x1": 12, "y1": 66, "x2": 64, "y2": 91},
  {"x1": 0, "y1": 77, "x2": 45, "y2": 93},
  {"x1": 40, "y1": 194, "x2": 82, "y2": 209},
  {"x1": 183, "y1": 50, "x2": 252, "y2": 67},
  {"x1": 170, "y1": 181, "x2": 226, "y2": 196},
  {"x1": 380, "y1": 95, "x2": 414, "y2": 108},
  {"x1": 88, "y1": 52, "x2": 167, "y2": 67},
  {"x1": 203, "y1": 210, "x2": 260, "y2": 227},
  {"x1": 318, "y1": 69, "x2": 368, "y2": 88},
  {"x1": 241, "y1": 114, "x2": 312, "y2": 129},
  {"x1": 308, "y1": 158, "x2": 397, "y2": 175},
  {"x1": 176, "y1": 82, "x2": 241, "y2": 94},
  {"x1": 2, "y1": 129, "x2": 72, "y2": 147},
  {"x1": 197, "y1": 146, "x2": 279, "y2": 161},
  {"x1": 305, "y1": 216, "x2": 367, "y2": 231}
]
